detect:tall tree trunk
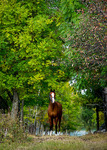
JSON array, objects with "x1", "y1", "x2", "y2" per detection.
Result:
[
  {"x1": 104, "y1": 87, "x2": 107, "y2": 131},
  {"x1": 21, "y1": 99, "x2": 24, "y2": 125},
  {"x1": 11, "y1": 89, "x2": 19, "y2": 120},
  {"x1": 96, "y1": 106, "x2": 99, "y2": 131},
  {"x1": 34, "y1": 106, "x2": 38, "y2": 135}
]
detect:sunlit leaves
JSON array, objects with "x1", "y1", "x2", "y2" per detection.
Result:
[
  {"x1": 0, "y1": 0, "x2": 65, "y2": 106},
  {"x1": 57, "y1": 82, "x2": 83, "y2": 131}
]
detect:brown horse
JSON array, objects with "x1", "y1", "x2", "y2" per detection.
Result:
[{"x1": 48, "y1": 89, "x2": 62, "y2": 135}]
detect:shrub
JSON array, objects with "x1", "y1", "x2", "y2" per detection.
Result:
[{"x1": 0, "y1": 113, "x2": 27, "y2": 143}]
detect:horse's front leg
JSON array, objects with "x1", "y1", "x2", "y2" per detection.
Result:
[
  {"x1": 59, "y1": 117, "x2": 61, "y2": 135},
  {"x1": 49, "y1": 117, "x2": 53, "y2": 136},
  {"x1": 55, "y1": 117, "x2": 58, "y2": 135}
]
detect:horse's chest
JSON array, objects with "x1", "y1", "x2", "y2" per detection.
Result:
[
  {"x1": 48, "y1": 107, "x2": 58, "y2": 117},
  {"x1": 49, "y1": 111, "x2": 57, "y2": 118}
]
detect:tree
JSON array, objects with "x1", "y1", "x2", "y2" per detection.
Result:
[
  {"x1": 56, "y1": 82, "x2": 83, "y2": 132},
  {"x1": 0, "y1": 0, "x2": 65, "y2": 118},
  {"x1": 81, "y1": 106, "x2": 96, "y2": 133},
  {"x1": 59, "y1": 0, "x2": 106, "y2": 101}
]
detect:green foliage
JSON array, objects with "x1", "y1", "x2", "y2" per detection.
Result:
[
  {"x1": 0, "y1": 0, "x2": 105, "y2": 134},
  {"x1": 59, "y1": 0, "x2": 106, "y2": 104},
  {"x1": 0, "y1": 0, "x2": 65, "y2": 107},
  {"x1": 81, "y1": 106, "x2": 96, "y2": 132},
  {"x1": 23, "y1": 105, "x2": 48, "y2": 127},
  {"x1": 92, "y1": 109, "x2": 104, "y2": 128},
  {"x1": 56, "y1": 82, "x2": 83, "y2": 132},
  {"x1": 60, "y1": 0, "x2": 84, "y2": 22}
]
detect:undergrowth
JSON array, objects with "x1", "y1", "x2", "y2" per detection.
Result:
[{"x1": 0, "y1": 113, "x2": 27, "y2": 143}]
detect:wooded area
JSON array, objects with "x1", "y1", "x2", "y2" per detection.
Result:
[{"x1": 0, "y1": 0, "x2": 107, "y2": 138}]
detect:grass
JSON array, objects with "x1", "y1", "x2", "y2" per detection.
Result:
[{"x1": 0, "y1": 133, "x2": 107, "y2": 150}]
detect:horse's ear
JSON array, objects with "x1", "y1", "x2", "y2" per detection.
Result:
[
  {"x1": 53, "y1": 90, "x2": 55, "y2": 93},
  {"x1": 50, "y1": 89, "x2": 52, "y2": 92}
]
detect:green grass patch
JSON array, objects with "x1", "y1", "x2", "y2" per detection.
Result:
[{"x1": 0, "y1": 134, "x2": 107, "y2": 150}]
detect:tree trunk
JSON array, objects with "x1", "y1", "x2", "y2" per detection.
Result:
[
  {"x1": 11, "y1": 89, "x2": 19, "y2": 120},
  {"x1": 104, "y1": 87, "x2": 107, "y2": 131},
  {"x1": 21, "y1": 99, "x2": 24, "y2": 124},
  {"x1": 34, "y1": 106, "x2": 38, "y2": 135},
  {"x1": 40, "y1": 124, "x2": 44, "y2": 136},
  {"x1": 96, "y1": 106, "x2": 99, "y2": 131}
]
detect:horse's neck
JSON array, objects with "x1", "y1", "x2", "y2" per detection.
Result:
[{"x1": 50, "y1": 102, "x2": 56, "y2": 109}]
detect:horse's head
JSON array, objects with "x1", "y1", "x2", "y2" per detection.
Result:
[{"x1": 49, "y1": 90, "x2": 55, "y2": 103}]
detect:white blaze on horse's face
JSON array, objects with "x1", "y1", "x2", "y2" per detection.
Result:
[{"x1": 51, "y1": 92, "x2": 55, "y2": 103}]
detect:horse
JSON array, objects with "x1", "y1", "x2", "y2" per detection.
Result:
[{"x1": 48, "y1": 89, "x2": 62, "y2": 135}]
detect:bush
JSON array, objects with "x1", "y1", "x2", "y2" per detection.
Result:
[{"x1": 0, "y1": 113, "x2": 27, "y2": 143}]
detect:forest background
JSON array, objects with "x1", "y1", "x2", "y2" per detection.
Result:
[{"x1": 0, "y1": 0, "x2": 106, "y2": 136}]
